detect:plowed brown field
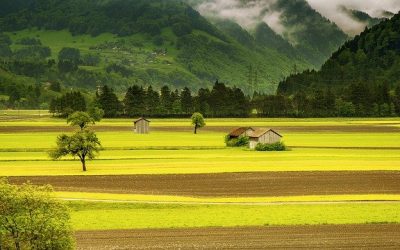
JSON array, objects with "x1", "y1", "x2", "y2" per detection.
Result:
[
  {"x1": 75, "y1": 224, "x2": 400, "y2": 249},
  {"x1": 10, "y1": 171, "x2": 400, "y2": 197}
]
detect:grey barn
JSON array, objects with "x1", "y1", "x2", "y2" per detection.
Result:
[
  {"x1": 248, "y1": 128, "x2": 282, "y2": 149},
  {"x1": 228, "y1": 127, "x2": 282, "y2": 149},
  {"x1": 134, "y1": 117, "x2": 150, "y2": 134}
]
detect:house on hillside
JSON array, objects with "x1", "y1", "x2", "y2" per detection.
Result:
[
  {"x1": 248, "y1": 128, "x2": 282, "y2": 149},
  {"x1": 227, "y1": 127, "x2": 255, "y2": 140},
  {"x1": 228, "y1": 127, "x2": 283, "y2": 149},
  {"x1": 134, "y1": 117, "x2": 150, "y2": 134}
]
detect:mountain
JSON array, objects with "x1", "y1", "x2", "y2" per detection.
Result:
[
  {"x1": 1, "y1": 0, "x2": 394, "y2": 111},
  {"x1": 342, "y1": 7, "x2": 385, "y2": 28},
  {"x1": 190, "y1": 0, "x2": 349, "y2": 67},
  {"x1": 0, "y1": 0, "x2": 314, "y2": 108},
  {"x1": 272, "y1": 0, "x2": 349, "y2": 66},
  {"x1": 277, "y1": 12, "x2": 400, "y2": 116}
]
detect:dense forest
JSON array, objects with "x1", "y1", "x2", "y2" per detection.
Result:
[{"x1": 276, "y1": 11, "x2": 400, "y2": 117}]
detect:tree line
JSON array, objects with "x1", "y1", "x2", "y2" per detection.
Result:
[
  {"x1": 256, "y1": 82, "x2": 400, "y2": 117},
  {"x1": 49, "y1": 81, "x2": 250, "y2": 118},
  {"x1": 49, "y1": 80, "x2": 400, "y2": 118}
]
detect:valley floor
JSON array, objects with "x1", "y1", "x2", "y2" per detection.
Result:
[{"x1": 1, "y1": 112, "x2": 400, "y2": 249}]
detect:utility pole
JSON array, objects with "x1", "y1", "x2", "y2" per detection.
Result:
[
  {"x1": 254, "y1": 66, "x2": 258, "y2": 94},
  {"x1": 248, "y1": 64, "x2": 253, "y2": 95}
]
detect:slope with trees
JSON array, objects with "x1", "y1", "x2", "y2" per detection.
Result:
[
  {"x1": 277, "y1": 12, "x2": 400, "y2": 117},
  {"x1": 0, "y1": 0, "x2": 312, "y2": 108}
]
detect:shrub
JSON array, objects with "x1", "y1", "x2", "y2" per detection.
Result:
[
  {"x1": 0, "y1": 179, "x2": 75, "y2": 249},
  {"x1": 255, "y1": 142, "x2": 286, "y2": 151},
  {"x1": 225, "y1": 135, "x2": 249, "y2": 147}
]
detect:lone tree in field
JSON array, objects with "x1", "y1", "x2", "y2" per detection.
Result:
[
  {"x1": 50, "y1": 130, "x2": 102, "y2": 172},
  {"x1": 191, "y1": 112, "x2": 205, "y2": 134},
  {"x1": 50, "y1": 111, "x2": 102, "y2": 171},
  {"x1": 67, "y1": 108, "x2": 104, "y2": 130},
  {"x1": 0, "y1": 179, "x2": 75, "y2": 249}
]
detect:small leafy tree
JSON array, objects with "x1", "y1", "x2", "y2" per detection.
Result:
[
  {"x1": 191, "y1": 112, "x2": 205, "y2": 134},
  {"x1": 67, "y1": 110, "x2": 103, "y2": 130},
  {"x1": 67, "y1": 111, "x2": 96, "y2": 130},
  {"x1": 51, "y1": 111, "x2": 102, "y2": 171},
  {"x1": 50, "y1": 130, "x2": 102, "y2": 172},
  {"x1": 0, "y1": 179, "x2": 75, "y2": 249}
]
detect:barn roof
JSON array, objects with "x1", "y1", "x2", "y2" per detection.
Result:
[
  {"x1": 228, "y1": 127, "x2": 254, "y2": 137},
  {"x1": 134, "y1": 117, "x2": 151, "y2": 124},
  {"x1": 249, "y1": 128, "x2": 282, "y2": 138}
]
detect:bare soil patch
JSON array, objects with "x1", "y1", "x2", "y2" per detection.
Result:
[
  {"x1": 75, "y1": 224, "x2": 400, "y2": 249},
  {"x1": 9, "y1": 171, "x2": 400, "y2": 197}
]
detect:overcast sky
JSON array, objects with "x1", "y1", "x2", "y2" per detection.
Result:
[
  {"x1": 306, "y1": 0, "x2": 400, "y2": 35},
  {"x1": 196, "y1": 0, "x2": 400, "y2": 36}
]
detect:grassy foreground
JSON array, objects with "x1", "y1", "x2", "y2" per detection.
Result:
[{"x1": 69, "y1": 202, "x2": 400, "y2": 230}]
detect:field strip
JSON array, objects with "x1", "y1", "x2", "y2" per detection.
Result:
[
  {"x1": 69, "y1": 202, "x2": 400, "y2": 230},
  {"x1": 9, "y1": 171, "x2": 400, "y2": 197},
  {"x1": 74, "y1": 225, "x2": 400, "y2": 249},
  {"x1": 55, "y1": 192, "x2": 400, "y2": 205},
  {"x1": 62, "y1": 198, "x2": 400, "y2": 206},
  {"x1": 1, "y1": 124, "x2": 399, "y2": 133},
  {"x1": 3, "y1": 146, "x2": 400, "y2": 153}
]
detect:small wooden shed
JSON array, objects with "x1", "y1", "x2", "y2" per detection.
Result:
[
  {"x1": 134, "y1": 117, "x2": 150, "y2": 134},
  {"x1": 248, "y1": 128, "x2": 282, "y2": 149}
]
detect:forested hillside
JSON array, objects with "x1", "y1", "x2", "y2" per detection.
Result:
[
  {"x1": 191, "y1": 0, "x2": 349, "y2": 67},
  {"x1": 273, "y1": 0, "x2": 348, "y2": 66},
  {"x1": 0, "y1": 0, "x2": 313, "y2": 109},
  {"x1": 276, "y1": 12, "x2": 400, "y2": 117}
]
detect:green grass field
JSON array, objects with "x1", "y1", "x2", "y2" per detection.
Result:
[
  {"x1": 68, "y1": 201, "x2": 400, "y2": 230},
  {"x1": 1, "y1": 129, "x2": 400, "y2": 149},
  {"x1": 57, "y1": 192, "x2": 400, "y2": 203},
  {"x1": 1, "y1": 113, "x2": 400, "y2": 126},
  {"x1": 0, "y1": 148, "x2": 399, "y2": 176}
]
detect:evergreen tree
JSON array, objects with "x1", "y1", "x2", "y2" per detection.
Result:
[
  {"x1": 209, "y1": 81, "x2": 228, "y2": 117},
  {"x1": 195, "y1": 88, "x2": 210, "y2": 115},
  {"x1": 160, "y1": 85, "x2": 173, "y2": 113},
  {"x1": 180, "y1": 87, "x2": 193, "y2": 114},
  {"x1": 123, "y1": 85, "x2": 146, "y2": 116},
  {"x1": 49, "y1": 91, "x2": 86, "y2": 117},
  {"x1": 96, "y1": 85, "x2": 122, "y2": 117},
  {"x1": 145, "y1": 85, "x2": 160, "y2": 116},
  {"x1": 231, "y1": 87, "x2": 250, "y2": 117}
]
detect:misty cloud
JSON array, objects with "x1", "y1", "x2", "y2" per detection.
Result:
[
  {"x1": 306, "y1": 0, "x2": 400, "y2": 35},
  {"x1": 194, "y1": 0, "x2": 400, "y2": 38},
  {"x1": 196, "y1": 0, "x2": 286, "y2": 34}
]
